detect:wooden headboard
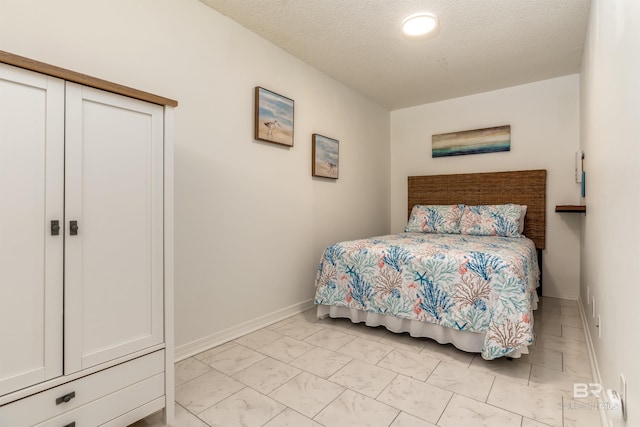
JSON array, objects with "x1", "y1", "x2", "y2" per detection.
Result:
[{"x1": 408, "y1": 170, "x2": 547, "y2": 249}]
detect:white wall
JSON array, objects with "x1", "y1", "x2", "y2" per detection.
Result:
[
  {"x1": 580, "y1": 0, "x2": 640, "y2": 424},
  {"x1": 0, "y1": 0, "x2": 390, "y2": 355},
  {"x1": 390, "y1": 76, "x2": 581, "y2": 299}
]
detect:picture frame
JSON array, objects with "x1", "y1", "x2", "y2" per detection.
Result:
[
  {"x1": 312, "y1": 134, "x2": 339, "y2": 179},
  {"x1": 432, "y1": 125, "x2": 511, "y2": 157},
  {"x1": 254, "y1": 86, "x2": 294, "y2": 147}
]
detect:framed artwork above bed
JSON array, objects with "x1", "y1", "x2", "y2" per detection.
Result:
[{"x1": 432, "y1": 125, "x2": 511, "y2": 158}]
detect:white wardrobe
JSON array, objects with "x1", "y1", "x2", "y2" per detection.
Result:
[{"x1": 0, "y1": 52, "x2": 175, "y2": 426}]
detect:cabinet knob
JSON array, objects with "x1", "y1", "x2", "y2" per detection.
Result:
[
  {"x1": 69, "y1": 220, "x2": 79, "y2": 236},
  {"x1": 55, "y1": 391, "x2": 76, "y2": 405},
  {"x1": 51, "y1": 220, "x2": 60, "y2": 236}
]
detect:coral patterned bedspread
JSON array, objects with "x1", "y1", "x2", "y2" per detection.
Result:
[{"x1": 314, "y1": 233, "x2": 540, "y2": 360}]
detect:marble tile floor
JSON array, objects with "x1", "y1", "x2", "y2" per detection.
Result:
[{"x1": 132, "y1": 297, "x2": 602, "y2": 427}]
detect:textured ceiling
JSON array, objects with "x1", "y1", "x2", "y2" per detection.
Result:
[{"x1": 199, "y1": 0, "x2": 590, "y2": 110}]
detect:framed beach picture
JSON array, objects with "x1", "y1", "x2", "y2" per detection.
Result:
[
  {"x1": 432, "y1": 125, "x2": 511, "y2": 157},
  {"x1": 312, "y1": 134, "x2": 339, "y2": 179},
  {"x1": 254, "y1": 86, "x2": 294, "y2": 147}
]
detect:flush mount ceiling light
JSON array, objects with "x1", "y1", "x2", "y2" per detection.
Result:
[{"x1": 402, "y1": 12, "x2": 439, "y2": 39}]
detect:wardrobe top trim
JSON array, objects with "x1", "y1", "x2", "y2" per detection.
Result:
[{"x1": 0, "y1": 50, "x2": 178, "y2": 108}]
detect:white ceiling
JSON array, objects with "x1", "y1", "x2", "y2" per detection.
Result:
[{"x1": 199, "y1": 0, "x2": 590, "y2": 110}]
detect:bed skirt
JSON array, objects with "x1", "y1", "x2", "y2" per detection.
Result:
[{"x1": 316, "y1": 294, "x2": 539, "y2": 359}]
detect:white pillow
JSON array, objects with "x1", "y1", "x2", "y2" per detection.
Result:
[{"x1": 519, "y1": 205, "x2": 527, "y2": 234}]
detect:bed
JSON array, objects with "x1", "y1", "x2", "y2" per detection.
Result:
[{"x1": 314, "y1": 170, "x2": 546, "y2": 360}]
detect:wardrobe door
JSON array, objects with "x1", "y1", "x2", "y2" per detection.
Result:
[
  {"x1": 0, "y1": 64, "x2": 64, "y2": 395},
  {"x1": 64, "y1": 83, "x2": 164, "y2": 373}
]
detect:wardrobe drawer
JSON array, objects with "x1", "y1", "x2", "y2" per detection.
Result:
[
  {"x1": 35, "y1": 374, "x2": 164, "y2": 427},
  {"x1": 0, "y1": 351, "x2": 163, "y2": 426}
]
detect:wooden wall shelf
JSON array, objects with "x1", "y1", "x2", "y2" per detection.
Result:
[{"x1": 555, "y1": 205, "x2": 586, "y2": 213}]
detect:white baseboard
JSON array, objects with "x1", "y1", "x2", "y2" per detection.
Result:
[
  {"x1": 174, "y1": 299, "x2": 315, "y2": 362},
  {"x1": 577, "y1": 297, "x2": 608, "y2": 427},
  {"x1": 542, "y1": 293, "x2": 579, "y2": 300}
]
